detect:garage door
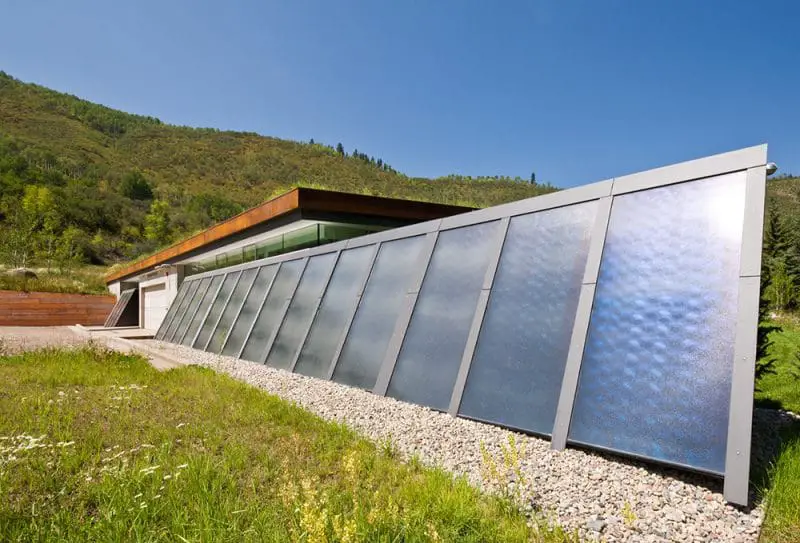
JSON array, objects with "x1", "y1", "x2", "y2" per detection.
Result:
[{"x1": 142, "y1": 283, "x2": 169, "y2": 330}]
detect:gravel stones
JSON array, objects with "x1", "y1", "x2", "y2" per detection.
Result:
[{"x1": 144, "y1": 340, "x2": 795, "y2": 542}]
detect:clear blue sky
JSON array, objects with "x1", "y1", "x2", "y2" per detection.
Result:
[{"x1": 1, "y1": 0, "x2": 797, "y2": 187}]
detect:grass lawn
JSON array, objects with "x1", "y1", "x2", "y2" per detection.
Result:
[
  {"x1": 0, "y1": 346, "x2": 573, "y2": 542},
  {"x1": 757, "y1": 315, "x2": 800, "y2": 543},
  {"x1": 0, "y1": 265, "x2": 109, "y2": 295}
]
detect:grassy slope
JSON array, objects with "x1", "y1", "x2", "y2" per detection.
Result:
[
  {"x1": 0, "y1": 72, "x2": 554, "y2": 210},
  {"x1": 757, "y1": 317, "x2": 800, "y2": 543},
  {"x1": 0, "y1": 347, "x2": 573, "y2": 542}
]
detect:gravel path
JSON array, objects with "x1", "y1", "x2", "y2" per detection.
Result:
[{"x1": 144, "y1": 340, "x2": 797, "y2": 542}]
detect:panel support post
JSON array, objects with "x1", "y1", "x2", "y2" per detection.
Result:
[
  {"x1": 325, "y1": 243, "x2": 381, "y2": 380},
  {"x1": 551, "y1": 195, "x2": 613, "y2": 450},
  {"x1": 373, "y1": 231, "x2": 439, "y2": 396},
  {"x1": 723, "y1": 165, "x2": 767, "y2": 506},
  {"x1": 289, "y1": 251, "x2": 341, "y2": 372},
  {"x1": 448, "y1": 217, "x2": 510, "y2": 416}
]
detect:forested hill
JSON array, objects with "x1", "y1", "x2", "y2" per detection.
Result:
[{"x1": 0, "y1": 71, "x2": 554, "y2": 265}]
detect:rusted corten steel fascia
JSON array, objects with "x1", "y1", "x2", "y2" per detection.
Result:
[{"x1": 106, "y1": 188, "x2": 473, "y2": 284}]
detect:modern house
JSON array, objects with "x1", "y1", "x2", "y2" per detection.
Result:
[{"x1": 104, "y1": 188, "x2": 473, "y2": 330}]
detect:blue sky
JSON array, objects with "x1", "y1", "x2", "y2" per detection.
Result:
[{"x1": 1, "y1": 0, "x2": 797, "y2": 187}]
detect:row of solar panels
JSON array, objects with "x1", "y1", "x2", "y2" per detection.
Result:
[{"x1": 156, "y1": 167, "x2": 752, "y2": 484}]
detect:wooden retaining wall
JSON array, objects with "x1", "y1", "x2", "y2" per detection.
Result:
[{"x1": 0, "y1": 290, "x2": 116, "y2": 326}]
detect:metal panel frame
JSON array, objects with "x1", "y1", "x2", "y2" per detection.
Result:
[
  {"x1": 289, "y1": 250, "x2": 342, "y2": 372},
  {"x1": 219, "y1": 267, "x2": 261, "y2": 355},
  {"x1": 166, "y1": 280, "x2": 203, "y2": 343},
  {"x1": 201, "y1": 270, "x2": 243, "y2": 352},
  {"x1": 372, "y1": 231, "x2": 439, "y2": 396},
  {"x1": 260, "y1": 257, "x2": 309, "y2": 364},
  {"x1": 190, "y1": 273, "x2": 228, "y2": 348},
  {"x1": 155, "y1": 144, "x2": 767, "y2": 505},
  {"x1": 550, "y1": 196, "x2": 613, "y2": 449},
  {"x1": 176, "y1": 277, "x2": 213, "y2": 345},
  {"x1": 448, "y1": 217, "x2": 510, "y2": 415},
  {"x1": 156, "y1": 282, "x2": 188, "y2": 340},
  {"x1": 236, "y1": 263, "x2": 282, "y2": 359},
  {"x1": 325, "y1": 243, "x2": 381, "y2": 380},
  {"x1": 165, "y1": 280, "x2": 201, "y2": 342}
]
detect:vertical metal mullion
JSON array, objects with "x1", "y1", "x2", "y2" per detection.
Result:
[
  {"x1": 260, "y1": 258, "x2": 309, "y2": 364},
  {"x1": 448, "y1": 217, "x2": 510, "y2": 416},
  {"x1": 190, "y1": 274, "x2": 227, "y2": 349},
  {"x1": 177, "y1": 279, "x2": 213, "y2": 345},
  {"x1": 236, "y1": 264, "x2": 282, "y2": 360},
  {"x1": 372, "y1": 230, "x2": 439, "y2": 396},
  {"x1": 165, "y1": 282, "x2": 198, "y2": 342},
  {"x1": 159, "y1": 286, "x2": 187, "y2": 339},
  {"x1": 201, "y1": 271, "x2": 243, "y2": 352},
  {"x1": 551, "y1": 195, "x2": 614, "y2": 450},
  {"x1": 219, "y1": 268, "x2": 260, "y2": 354},
  {"x1": 325, "y1": 243, "x2": 381, "y2": 380},
  {"x1": 289, "y1": 251, "x2": 342, "y2": 372},
  {"x1": 723, "y1": 165, "x2": 767, "y2": 506},
  {"x1": 165, "y1": 281, "x2": 200, "y2": 342}
]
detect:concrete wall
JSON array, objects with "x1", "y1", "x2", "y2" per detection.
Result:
[{"x1": 0, "y1": 290, "x2": 115, "y2": 326}]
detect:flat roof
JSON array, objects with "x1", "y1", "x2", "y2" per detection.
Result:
[{"x1": 106, "y1": 188, "x2": 473, "y2": 284}]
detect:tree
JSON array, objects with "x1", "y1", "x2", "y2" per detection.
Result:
[
  {"x1": 336, "y1": 143, "x2": 345, "y2": 156},
  {"x1": 765, "y1": 259, "x2": 795, "y2": 310},
  {"x1": 119, "y1": 170, "x2": 154, "y2": 200},
  {"x1": 144, "y1": 199, "x2": 171, "y2": 245},
  {"x1": 530, "y1": 172, "x2": 536, "y2": 184},
  {"x1": 22, "y1": 185, "x2": 60, "y2": 270}
]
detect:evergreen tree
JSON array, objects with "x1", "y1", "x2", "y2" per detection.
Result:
[
  {"x1": 530, "y1": 172, "x2": 536, "y2": 184},
  {"x1": 336, "y1": 142, "x2": 345, "y2": 156}
]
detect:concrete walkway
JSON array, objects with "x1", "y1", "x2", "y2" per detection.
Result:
[{"x1": 0, "y1": 325, "x2": 187, "y2": 371}]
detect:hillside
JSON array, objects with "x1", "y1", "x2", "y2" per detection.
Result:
[{"x1": 0, "y1": 71, "x2": 554, "y2": 266}]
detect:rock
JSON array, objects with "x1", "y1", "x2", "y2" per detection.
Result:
[
  {"x1": 143, "y1": 340, "x2": 769, "y2": 543},
  {"x1": 586, "y1": 519, "x2": 606, "y2": 532},
  {"x1": 5, "y1": 268, "x2": 37, "y2": 279}
]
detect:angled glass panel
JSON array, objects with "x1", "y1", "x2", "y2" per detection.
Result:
[
  {"x1": 165, "y1": 281, "x2": 200, "y2": 342},
  {"x1": 240, "y1": 259, "x2": 305, "y2": 363},
  {"x1": 182, "y1": 275, "x2": 223, "y2": 346},
  {"x1": 387, "y1": 221, "x2": 500, "y2": 410},
  {"x1": 294, "y1": 245, "x2": 375, "y2": 378},
  {"x1": 222, "y1": 265, "x2": 278, "y2": 357},
  {"x1": 459, "y1": 202, "x2": 597, "y2": 434},
  {"x1": 158, "y1": 282, "x2": 189, "y2": 340},
  {"x1": 172, "y1": 277, "x2": 212, "y2": 344},
  {"x1": 155, "y1": 285, "x2": 185, "y2": 339},
  {"x1": 265, "y1": 253, "x2": 338, "y2": 370},
  {"x1": 332, "y1": 235, "x2": 425, "y2": 389},
  {"x1": 193, "y1": 272, "x2": 240, "y2": 349},
  {"x1": 568, "y1": 172, "x2": 747, "y2": 474},
  {"x1": 206, "y1": 268, "x2": 259, "y2": 354}
]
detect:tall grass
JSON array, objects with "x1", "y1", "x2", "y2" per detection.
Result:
[{"x1": 0, "y1": 347, "x2": 573, "y2": 542}]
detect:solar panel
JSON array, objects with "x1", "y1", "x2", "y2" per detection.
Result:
[
  {"x1": 206, "y1": 267, "x2": 259, "y2": 354},
  {"x1": 155, "y1": 284, "x2": 188, "y2": 339},
  {"x1": 171, "y1": 279, "x2": 210, "y2": 343},
  {"x1": 387, "y1": 221, "x2": 501, "y2": 411},
  {"x1": 567, "y1": 172, "x2": 747, "y2": 474},
  {"x1": 239, "y1": 259, "x2": 305, "y2": 363},
  {"x1": 153, "y1": 146, "x2": 766, "y2": 505},
  {"x1": 458, "y1": 202, "x2": 597, "y2": 434},
  {"x1": 165, "y1": 281, "x2": 201, "y2": 342},
  {"x1": 265, "y1": 253, "x2": 338, "y2": 370},
  {"x1": 294, "y1": 245, "x2": 375, "y2": 378},
  {"x1": 194, "y1": 272, "x2": 240, "y2": 349},
  {"x1": 332, "y1": 235, "x2": 426, "y2": 389},
  {"x1": 182, "y1": 276, "x2": 223, "y2": 346},
  {"x1": 105, "y1": 288, "x2": 137, "y2": 328},
  {"x1": 221, "y1": 265, "x2": 278, "y2": 357}
]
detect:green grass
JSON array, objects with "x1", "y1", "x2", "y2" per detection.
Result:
[
  {"x1": 0, "y1": 347, "x2": 574, "y2": 542},
  {"x1": 0, "y1": 265, "x2": 109, "y2": 295},
  {"x1": 760, "y1": 424, "x2": 800, "y2": 543},
  {"x1": 757, "y1": 315, "x2": 800, "y2": 542},
  {"x1": 756, "y1": 315, "x2": 800, "y2": 414}
]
